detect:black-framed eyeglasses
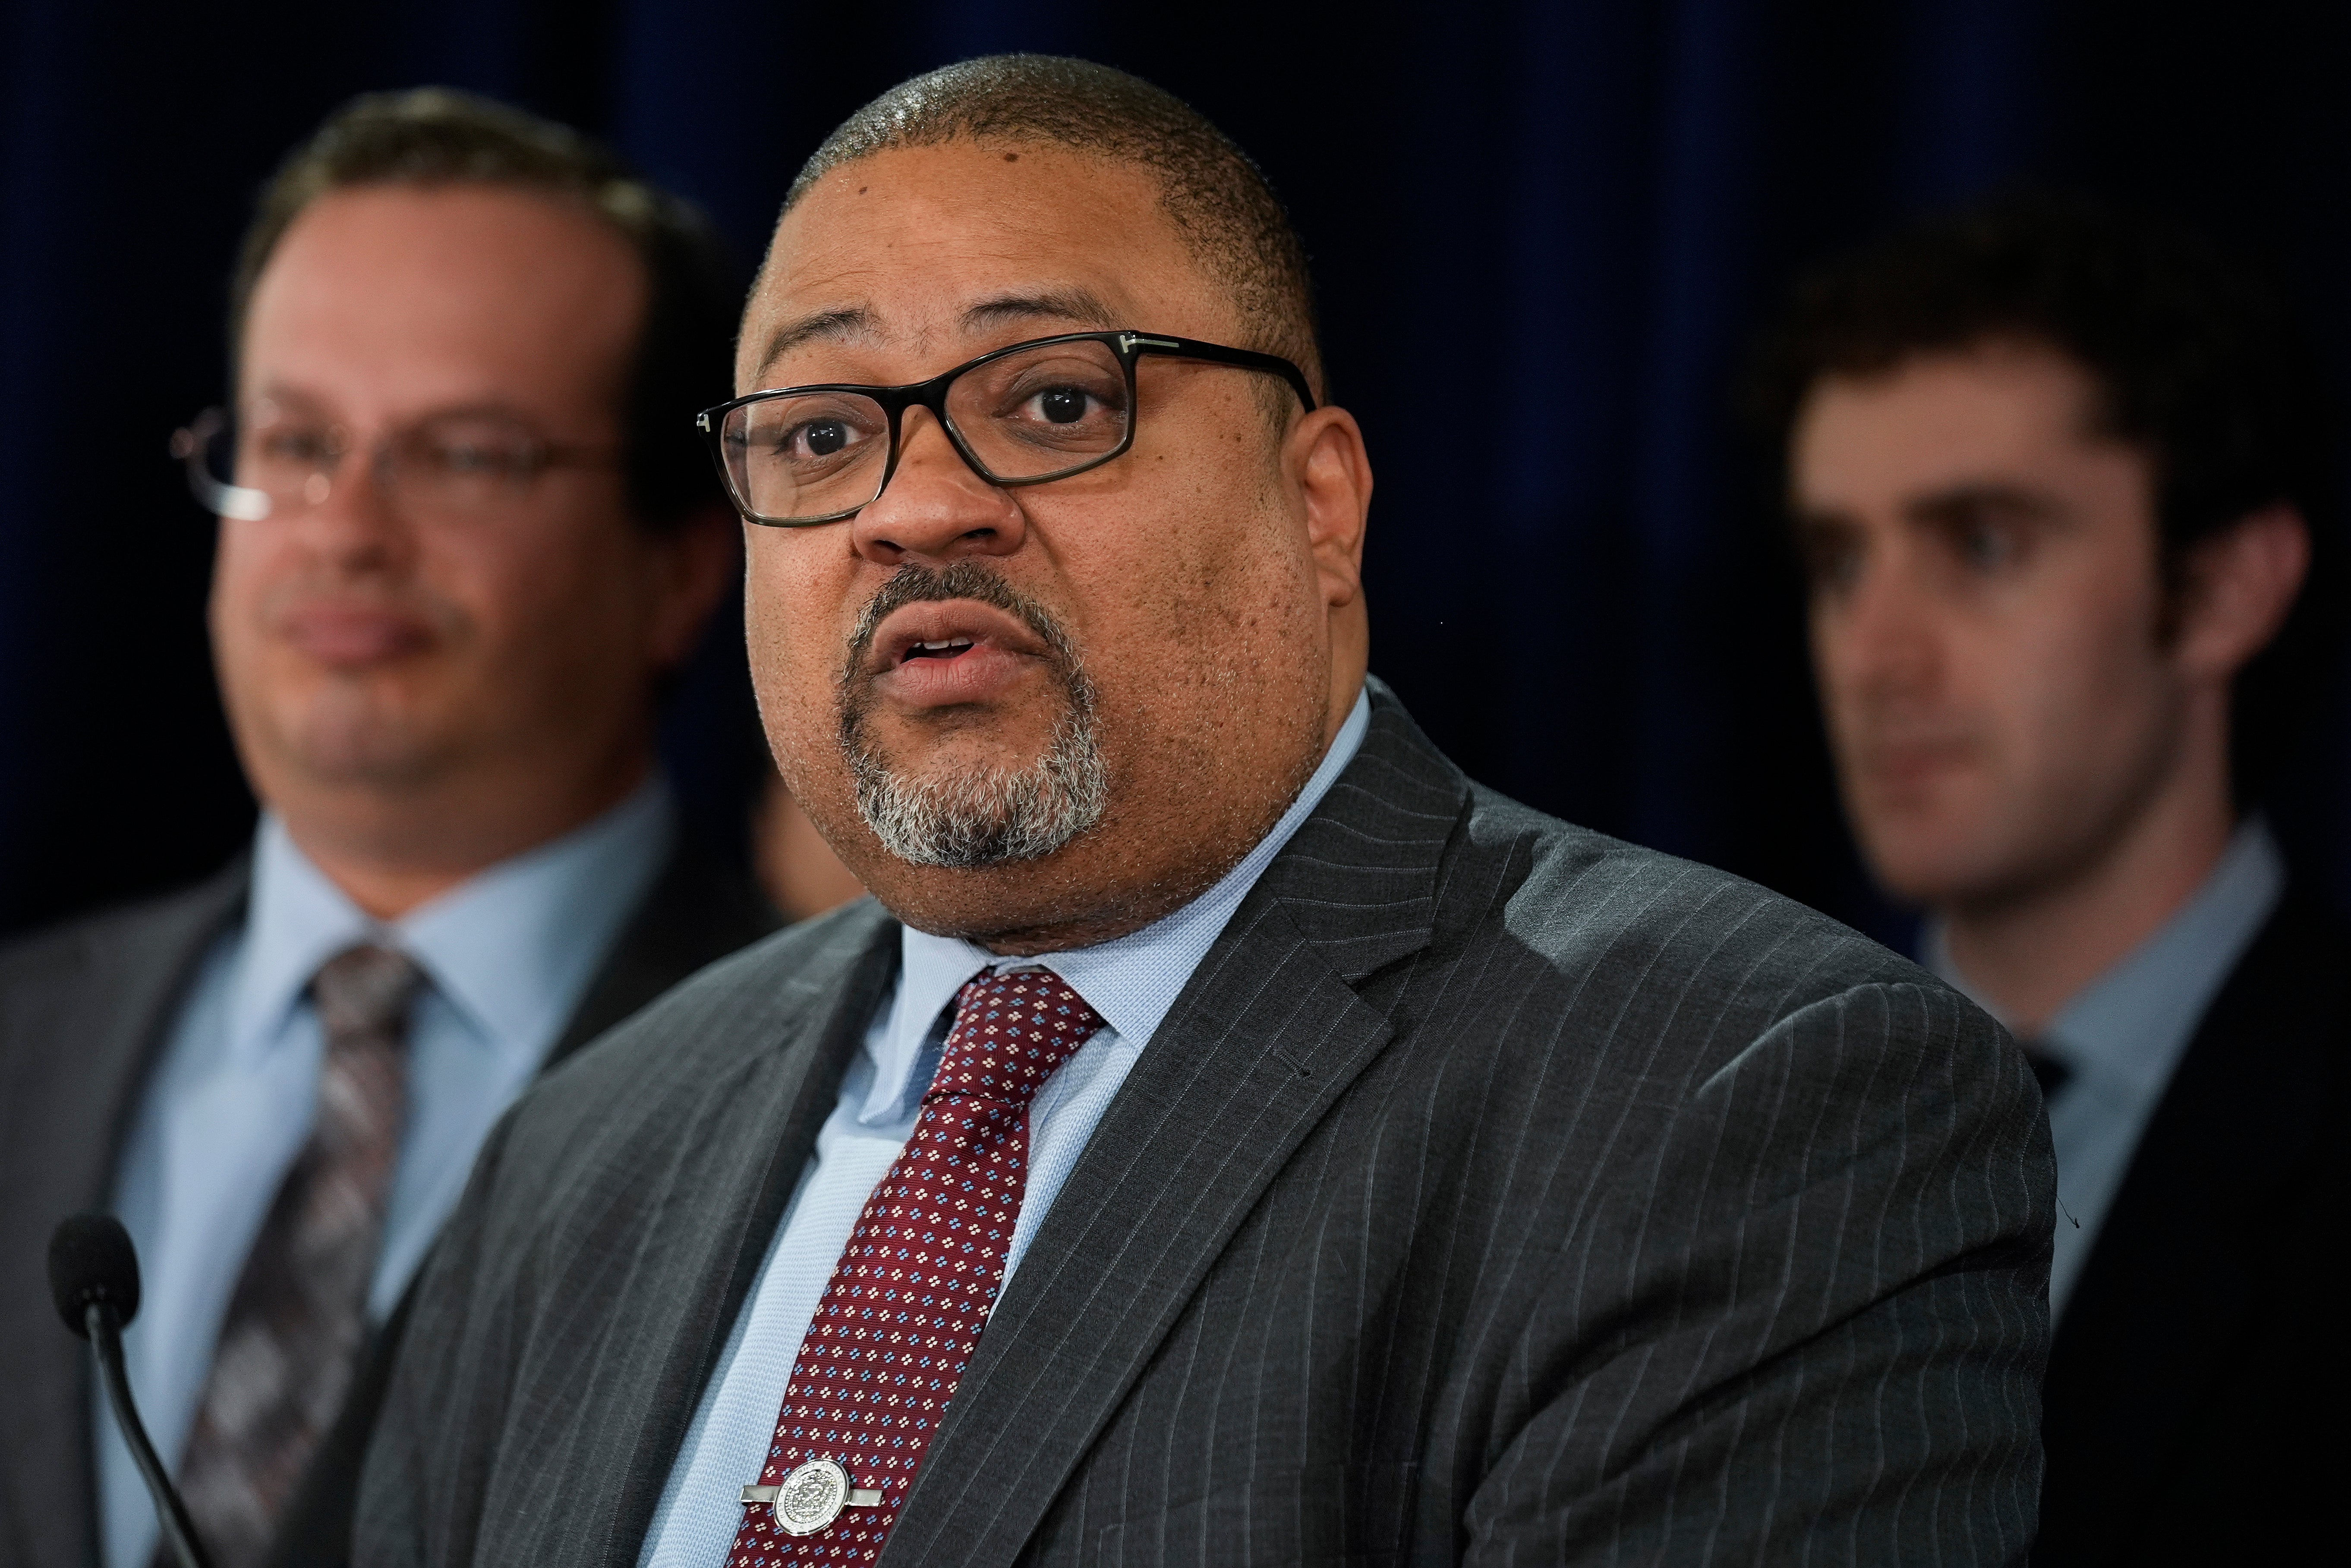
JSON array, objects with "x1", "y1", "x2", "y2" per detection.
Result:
[
  {"x1": 695, "y1": 329, "x2": 1316, "y2": 528},
  {"x1": 169, "y1": 402, "x2": 614, "y2": 523}
]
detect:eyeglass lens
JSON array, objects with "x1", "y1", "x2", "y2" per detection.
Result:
[
  {"x1": 722, "y1": 337, "x2": 1134, "y2": 523},
  {"x1": 190, "y1": 400, "x2": 560, "y2": 520}
]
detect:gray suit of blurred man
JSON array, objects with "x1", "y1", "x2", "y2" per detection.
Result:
[
  {"x1": 0, "y1": 91, "x2": 771, "y2": 1568},
  {"x1": 359, "y1": 58, "x2": 2054, "y2": 1567}
]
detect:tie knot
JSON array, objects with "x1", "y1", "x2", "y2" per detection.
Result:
[
  {"x1": 312, "y1": 943, "x2": 425, "y2": 1040},
  {"x1": 930, "y1": 967, "x2": 1104, "y2": 1110}
]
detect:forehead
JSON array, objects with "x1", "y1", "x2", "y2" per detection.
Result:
[
  {"x1": 1792, "y1": 343, "x2": 2118, "y2": 507},
  {"x1": 743, "y1": 142, "x2": 1232, "y2": 385},
  {"x1": 243, "y1": 183, "x2": 644, "y2": 414}
]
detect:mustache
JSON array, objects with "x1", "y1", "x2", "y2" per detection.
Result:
[
  {"x1": 838, "y1": 561, "x2": 1083, "y2": 688},
  {"x1": 835, "y1": 562, "x2": 1108, "y2": 866}
]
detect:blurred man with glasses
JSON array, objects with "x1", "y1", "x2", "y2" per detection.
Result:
[
  {"x1": 0, "y1": 90, "x2": 773, "y2": 1568},
  {"x1": 358, "y1": 57, "x2": 2050, "y2": 1567}
]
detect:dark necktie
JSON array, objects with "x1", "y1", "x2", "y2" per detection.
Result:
[
  {"x1": 171, "y1": 943, "x2": 422, "y2": 1567},
  {"x1": 725, "y1": 967, "x2": 1104, "y2": 1563}
]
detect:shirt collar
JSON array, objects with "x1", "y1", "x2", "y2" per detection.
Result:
[
  {"x1": 2045, "y1": 817, "x2": 2283, "y2": 1096},
  {"x1": 1926, "y1": 815, "x2": 2285, "y2": 1099},
  {"x1": 226, "y1": 778, "x2": 675, "y2": 1068},
  {"x1": 861, "y1": 686, "x2": 1374, "y2": 1122}
]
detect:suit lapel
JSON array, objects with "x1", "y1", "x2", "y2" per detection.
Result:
[
  {"x1": 881, "y1": 690, "x2": 1466, "y2": 1568},
  {"x1": 600, "y1": 907, "x2": 903, "y2": 1560},
  {"x1": 0, "y1": 860, "x2": 248, "y2": 1568}
]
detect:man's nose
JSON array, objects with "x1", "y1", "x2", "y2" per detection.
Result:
[
  {"x1": 849, "y1": 408, "x2": 1027, "y2": 567},
  {"x1": 1839, "y1": 552, "x2": 1942, "y2": 699}
]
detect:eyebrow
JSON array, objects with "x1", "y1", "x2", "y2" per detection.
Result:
[
  {"x1": 753, "y1": 288, "x2": 1124, "y2": 387},
  {"x1": 754, "y1": 306, "x2": 880, "y2": 383},
  {"x1": 246, "y1": 384, "x2": 545, "y2": 429},
  {"x1": 246, "y1": 382, "x2": 333, "y2": 417},
  {"x1": 959, "y1": 287, "x2": 1121, "y2": 335},
  {"x1": 1903, "y1": 482, "x2": 2064, "y2": 528}
]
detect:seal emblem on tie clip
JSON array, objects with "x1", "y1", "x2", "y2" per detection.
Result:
[{"x1": 741, "y1": 1458, "x2": 884, "y2": 1534}]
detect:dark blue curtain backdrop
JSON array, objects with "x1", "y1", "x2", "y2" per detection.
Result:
[{"x1": 4, "y1": 1, "x2": 2348, "y2": 944}]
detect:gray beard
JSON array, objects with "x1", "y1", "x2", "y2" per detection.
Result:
[
  {"x1": 846, "y1": 701, "x2": 1108, "y2": 868},
  {"x1": 838, "y1": 564, "x2": 1110, "y2": 869}
]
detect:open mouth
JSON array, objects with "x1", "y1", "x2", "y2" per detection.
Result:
[{"x1": 869, "y1": 599, "x2": 1049, "y2": 679}]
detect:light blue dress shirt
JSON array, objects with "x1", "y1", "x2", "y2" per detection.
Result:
[
  {"x1": 99, "y1": 780, "x2": 674, "y2": 1568},
  {"x1": 638, "y1": 690, "x2": 1371, "y2": 1565},
  {"x1": 1926, "y1": 817, "x2": 2283, "y2": 1319}
]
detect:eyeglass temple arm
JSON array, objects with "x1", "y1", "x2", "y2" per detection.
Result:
[
  {"x1": 1122, "y1": 333, "x2": 1318, "y2": 412},
  {"x1": 169, "y1": 413, "x2": 271, "y2": 522}
]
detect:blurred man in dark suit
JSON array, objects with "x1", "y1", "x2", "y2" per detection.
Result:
[
  {"x1": 0, "y1": 90, "x2": 774, "y2": 1568},
  {"x1": 357, "y1": 56, "x2": 2050, "y2": 1568},
  {"x1": 1758, "y1": 197, "x2": 2348, "y2": 1565}
]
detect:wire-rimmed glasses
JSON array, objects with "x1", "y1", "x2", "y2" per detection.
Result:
[
  {"x1": 170, "y1": 401, "x2": 615, "y2": 522},
  {"x1": 695, "y1": 329, "x2": 1317, "y2": 527}
]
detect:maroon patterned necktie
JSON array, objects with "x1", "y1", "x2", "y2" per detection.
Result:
[
  {"x1": 171, "y1": 943, "x2": 421, "y2": 1568},
  {"x1": 725, "y1": 967, "x2": 1104, "y2": 1564}
]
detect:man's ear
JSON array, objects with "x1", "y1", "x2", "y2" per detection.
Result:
[
  {"x1": 646, "y1": 502, "x2": 743, "y2": 670},
  {"x1": 1287, "y1": 406, "x2": 1374, "y2": 611},
  {"x1": 2174, "y1": 504, "x2": 2310, "y2": 682}
]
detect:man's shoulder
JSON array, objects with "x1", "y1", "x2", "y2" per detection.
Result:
[
  {"x1": 1357, "y1": 779, "x2": 2007, "y2": 1111},
  {"x1": 2162, "y1": 887, "x2": 2351, "y2": 1137},
  {"x1": 2228, "y1": 889, "x2": 2351, "y2": 1004},
  {"x1": 1454, "y1": 782, "x2": 1929, "y2": 1006},
  {"x1": 2167, "y1": 889, "x2": 2351, "y2": 1097},
  {"x1": 0, "y1": 860, "x2": 247, "y2": 1023},
  {"x1": 1286, "y1": 690, "x2": 1973, "y2": 1086},
  {"x1": 1323, "y1": 686, "x2": 1929, "y2": 1021}
]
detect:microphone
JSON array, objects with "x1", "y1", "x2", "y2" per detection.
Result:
[{"x1": 48, "y1": 1214, "x2": 214, "y2": 1568}]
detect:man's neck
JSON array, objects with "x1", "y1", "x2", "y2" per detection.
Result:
[{"x1": 1940, "y1": 784, "x2": 2235, "y2": 1036}]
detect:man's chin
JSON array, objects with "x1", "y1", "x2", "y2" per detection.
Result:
[
  {"x1": 856, "y1": 740, "x2": 1053, "y2": 793},
  {"x1": 847, "y1": 714, "x2": 1109, "y2": 871},
  {"x1": 265, "y1": 698, "x2": 454, "y2": 792},
  {"x1": 1861, "y1": 826, "x2": 2027, "y2": 910},
  {"x1": 856, "y1": 702, "x2": 1066, "y2": 767}
]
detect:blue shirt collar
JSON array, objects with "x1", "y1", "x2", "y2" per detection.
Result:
[
  {"x1": 226, "y1": 777, "x2": 675, "y2": 1068},
  {"x1": 2044, "y1": 817, "x2": 2282, "y2": 1096},
  {"x1": 862, "y1": 686, "x2": 1373, "y2": 1123},
  {"x1": 1926, "y1": 815, "x2": 2284, "y2": 1099}
]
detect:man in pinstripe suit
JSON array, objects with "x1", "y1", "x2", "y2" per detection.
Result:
[{"x1": 357, "y1": 57, "x2": 2052, "y2": 1567}]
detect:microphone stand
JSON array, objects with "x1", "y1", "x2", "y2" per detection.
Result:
[{"x1": 84, "y1": 1301, "x2": 213, "y2": 1568}]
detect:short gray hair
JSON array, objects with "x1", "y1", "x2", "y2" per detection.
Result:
[{"x1": 783, "y1": 55, "x2": 1324, "y2": 401}]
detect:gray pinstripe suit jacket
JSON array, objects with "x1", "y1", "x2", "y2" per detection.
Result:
[{"x1": 356, "y1": 686, "x2": 2054, "y2": 1566}]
